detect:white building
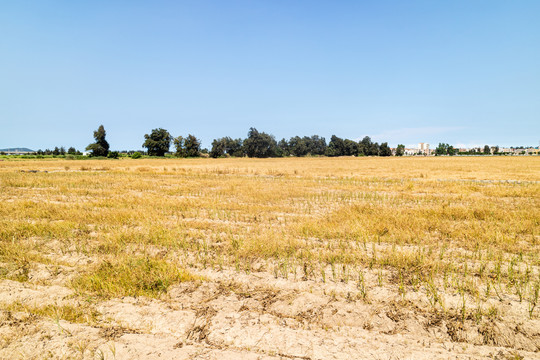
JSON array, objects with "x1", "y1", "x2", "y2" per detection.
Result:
[{"x1": 418, "y1": 143, "x2": 430, "y2": 155}]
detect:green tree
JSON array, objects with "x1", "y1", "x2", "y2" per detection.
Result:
[
  {"x1": 276, "y1": 138, "x2": 289, "y2": 157},
  {"x1": 358, "y1": 136, "x2": 380, "y2": 156},
  {"x1": 226, "y1": 138, "x2": 244, "y2": 157},
  {"x1": 210, "y1": 137, "x2": 243, "y2": 158},
  {"x1": 435, "y1": 143, "x2": 449, "y2": 156},
  {"x1": 305, "y1": 135, "x2": 327, "y2": 155},
  {"x1": 210, "y1": 138, "x2": 225, "y2": 158},
  {"x1": 483, "y1": 145, "x2": 491, "y2": 155},
  {"x1": 173, "y1": 136, "x2": 186, "y2": 157},
  {"x1": 343, "y1": 139, "x2": 359, "y2": 156},
  {"x1": 435, "y1": 143, "x2": 457, "y2": 156},
  {"x1": 289, "y1": 136, "x2": 309, "y2": 156},
  {"x1": 143, "y1": 128, "x2": 172, "y2": 156},
  {"x1": 326, "y1": 135, "x2": 345, "y2": 156},
  {"x1": 379, "y1": 142, "x2": 392, "y2": 156},
  {"x1": 243, "y1": 128, "x2": 277, "y2": 158},
  {"x1": 396, "y1": 144, "x2": 405, "y2": 156},
  {"x1": 184, "y1": 134, "x2": 201, "y2": 157},
  {"x1": 86, "y1": 125, "x2": 110, "y2": 157},
  {"x1": 370, "y1": 142, "x2": 380, "y2": 156}
]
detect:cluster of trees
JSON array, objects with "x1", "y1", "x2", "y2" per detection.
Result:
[
  {"x1": 435, "y1": 143, "x2": 458, "y2": 156},
  {"x1": 208, "y1": 129, "x2": 396, "y2": 158},
  {"x1": 141, "y1": 128, "x2": 201, "y2": 157},
  {"x1": 35, "y1": 147, "x2": 82, "y2": 156},
  {"x1": 435, "y1": 143, "x2": 501, "y2": 156},
  {"x1": 325, "y1": 135, "x2": 393, "y2": 157},
  {"x1": 17, "y1": 125, "x2": 533, "y2": 159},
  {"x1": 209, "y1": 129, "x2": 398, "y2": 158},
  {"x1": 83, "y1": 125, "x2": 399, "y2": 158}
]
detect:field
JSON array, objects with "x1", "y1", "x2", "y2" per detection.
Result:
[{"x1": 0, "y1": 156, "x2": 539, "y2": 359}]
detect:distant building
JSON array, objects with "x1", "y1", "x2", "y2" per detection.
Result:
[
  {"x1": 4, "y1": 150, "x2": 34, "y2": 155},
  {"x1": 404, "y1": 148, "x2": 420, "y2": 156},
  {"x1": 418, "y1": 143, "x2": 431, "y2": 155}
]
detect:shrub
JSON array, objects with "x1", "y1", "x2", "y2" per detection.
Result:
[{"x1": 131, "y1": 152, "x2": 142, "y2": 159}]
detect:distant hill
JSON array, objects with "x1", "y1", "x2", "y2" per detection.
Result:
[{"x1": 0, "y1": 147, "x2": 35, "y2": 152}]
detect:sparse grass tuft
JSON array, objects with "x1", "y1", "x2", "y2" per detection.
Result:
[
  {"x1": 1, "y1": 301, "x2": 100, "y2": 324},
  {"x1": 71, "y1": 256, "x2": 200, "y2": 298}
]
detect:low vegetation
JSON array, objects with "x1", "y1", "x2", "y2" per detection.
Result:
[
  {"x1": 0, "y1": 156, "x2": 539, "y2": 357},
  {"x1": 72, "y1": 256, "x2": 199, "y2": 299}
]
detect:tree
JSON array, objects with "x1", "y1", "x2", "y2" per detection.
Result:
[
  {"x1": 379, "y1": 142, "x2": 392, "y2": 156},
  {"x1": 289, "y1": 136, "x2": 309, "y2": 156},
  {"x1": 396, "y1": 144, "x2": 405, "y2": 156},
  {"x1": 210, "y1": 138, "x2": 226, "y2": 158},
  {"x1": 143, "y1": 128, "x2": 172, "y2": 156},
  {"x1": 359, "y1": 136, "x2": 372, "y2": 155},
  {"x1": 435, "y1": 143, "x2": 449, "y2": 156},
  {"x1": 357, "y1": 136, "x2": 380, "y2": 156},
  {"x1": 184, "y1": 134, "x2": 201, "y2": 157},
  {"x1": 343, "y1": 139, "x2": 359, "y2": 156},
  {"x1": 326, "y1": 135, "x2": 345, "y2": 156},
  {"x1": 86, "y1": 125, "x2": 110, "y2": 157},
  {"x1": 210, "y1": 137, "x2": 244, "y2": 158},
  {"x1": 435, "y1": 143, "x2": 457, "y2": 156},
  {"x1": 243, "y1": 128, "x2": 277, "y2": 158},
  {"x1": 305, "y1": 135, "x2": 326, "y2": 155},
  {"x1": 483, "y1": 145, "x2": 491, "y2": 155},
  {"x1": 67, "y1": 147, "x2": 77, "y2": 155},
  {"x1": 173, "y1": 136, "x2": 186, "y2": 157},
  {"x1": 276, "y1": 138, "x2": 289, "y2": 157},
  {"x1": 226, "y1": 138, "x2": 244, "y2": 157}
]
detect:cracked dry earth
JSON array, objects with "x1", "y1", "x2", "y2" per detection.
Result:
[{"x1": 1, "y1": 261, "x2": 539, "y2": 360}]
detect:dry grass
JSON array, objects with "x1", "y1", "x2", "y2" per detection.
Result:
[
  {"x1": 72, "y1": 256, "x2": 199, "y2": 299},
  {"x1": 0, "y1": 156, "x2": 539, "y2": 324},
  {"x1": 0, "y1": 301, "x2": 99, "y2": 324}
]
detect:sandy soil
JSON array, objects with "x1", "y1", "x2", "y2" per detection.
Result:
[{"x1": 1, "y1": 259, "x2": 539, "y2": 360}]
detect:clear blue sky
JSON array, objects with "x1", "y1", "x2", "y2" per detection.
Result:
[{"x1": 1, "y1": 1, "x2": 539, "y2": 150}]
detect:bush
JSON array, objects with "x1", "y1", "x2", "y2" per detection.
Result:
[
  {"x1": 131, "y1": 152, "x2": 142, "y2": 159},
  {"x1": 107, "y1": 151, "x2": 119, "y2": 159}
]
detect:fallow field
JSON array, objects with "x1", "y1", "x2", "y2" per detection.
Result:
[{"x1": 0, "y1": 157, "x2": 539, "y2": 359}]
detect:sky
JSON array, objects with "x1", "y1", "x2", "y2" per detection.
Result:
[{"x1": 1, "y1": 1, "x2": 539, "y2": 151}]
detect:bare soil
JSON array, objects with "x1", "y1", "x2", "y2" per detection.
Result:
[{"x1": 1, "y1": 260, "x2": 538, "y2": 360}]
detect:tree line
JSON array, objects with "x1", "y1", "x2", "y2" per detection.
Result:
[
  {"x1": 29, "y1": 125, "x2": 511, "y2": 159},
  {"x1": 79, "y1": 125, "x2": 399, "y2": 158},
  {"x1": 139, "y1": 127, "x2": 395, "y2": 158}
]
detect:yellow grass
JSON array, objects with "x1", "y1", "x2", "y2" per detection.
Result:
[{"x1": 0, "y1": 157, "x2": 539, "y2": 313}]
